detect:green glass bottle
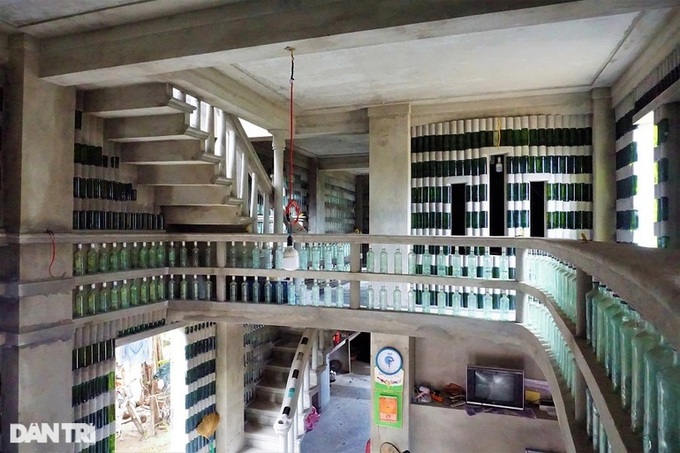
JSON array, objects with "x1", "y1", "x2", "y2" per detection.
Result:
[
  {"x1": 643, "y1": 337, "x2": 675, "y2": 452},
  {"x1": 192, "y1": 275, "x2": 200, "y2": 300},
  {"x1": 603, "y1": 295, "x2": 623, "y2": 377},
  {"x1": 129, "y1": 242, "x2": 139, "y2": 269},
  {"x1": 149, "y1": 276, "x2": 157, "y2": 303},
  {"x1": 98, "y1": 243, "x2": 109, "y2": 273},
  {"x1": 167, "y1": 275, "x2": 176, "y2": 300},
  {"x1": 657, "y1": 350, "x2": 680, "y2": 453},
  {"x1": 191, "y1": 241, "x2": 200, "y2": 267},
  {"x1": 74, "y1": 244, "x2": 86, "y2": 276},
  {"x1": 140, "y1": 277, "x2": 149, "y2": 305},
  {"x1": 620, "y1": 309, "x2": 644, "y2": 410},
  {"x1": 120, "y1": 280, "x2": 130, "y2": 309},
  {"x1": 204, "y1": 241, "x2": 213, "y2": 268},
  {"x1": 87, "y1": 283, "x2": 98, "y2": 315},
  {"x1": 157, "y1": 241, "x2": 166, "y2": 267},
  {"x1": 110, "y1": 281, "x2": 120, "y2": 311},
  {"x1": 609, "y1": 301, "x2": 630, "y2": 390},
  {"x1": 179, "y1": 241, "x2": 189, "y2": 267},
  {"x1": 99, "y1": 282, "x2": 110, "y2": 313},
  {"x1": 129, "y1": 279, "x2": 139, "y2": 306},
  {"x1": 156, "y1": 276, "x2": 165, "y2": 300},
  {"x1": 86, "y1": 244, "x2": 98, "y2": 274},
  {"x1": 179, "y1": 274, "x2": 189, "y2": 300},
  {"x1": 120, "y1": 243, "x2": 130, "y2": 270},
  {"x1": 595, "y1": 288, "x2": 615, "y2": 363},
  {"x1": 167, "y1": 241, "x2": 177, "y2": 267},
  {"x1": 205, "y1": 277, "x2": 213, "y2": 300},
  {"x1": 148, "y1": 242, "x2": 157, "y2": 268},
  {"x1": 631, "y1": 321, "x2": 660, "y2": 433},
  {"x1": 138, "y1": 242, "x2": 149, "y2": 269},
  {"x1": 109, "y1": 243, "x2": 120, "y2": 272},
  {"x1": 74, "y1": 285, "x2": 87, "y2": 318}
]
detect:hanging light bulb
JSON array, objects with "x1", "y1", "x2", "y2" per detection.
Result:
[{"x1": 282, "y1": 233, "x2": 299, "y2": 271}]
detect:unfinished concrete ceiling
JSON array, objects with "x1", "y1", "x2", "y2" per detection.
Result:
[{"x1": 1, "y1": 0, "x2": 677, "y2": 160}]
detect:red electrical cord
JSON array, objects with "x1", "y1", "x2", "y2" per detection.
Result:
[{"x1": 285, "y1": 48, "x2": 301, "y2": 228}]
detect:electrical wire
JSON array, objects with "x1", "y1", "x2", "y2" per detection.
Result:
[{"x1": 284, "y1": 47, "x2": 301, "y2": 228}]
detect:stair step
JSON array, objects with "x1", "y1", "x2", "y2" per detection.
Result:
[
  {"x1": 156, "y1": 186, "x2": 241, "y2": 206},
  {"x1": 245, "y1": 398, "x2": 281, "y2": 425},
  {"x1": 138, "y1": 165, "x2": 218, "y2": 186},
  {"x1": 83, "y1": 83, "x2": 194, "y2": 117},
  {"x1": 163, "y1": 206, "x2": 251, "y2": 226},
  {"x1": 243, "y1": 421, "x2": 280, "y2": 452},
  {"x1": 105, "y1": 113, "x2": 208, "y2": 142},
  {"x1": 121, "y1": 140, "x2": 214, "y2": 165}
]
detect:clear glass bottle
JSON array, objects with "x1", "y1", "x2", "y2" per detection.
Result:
[
  {"x1": 228, "y1": 276, "x2": 237, "y2": 302},
  {"x1": 451, "y1": 287, "x2": 462, "y2": 316},
  {"x1": 241, "y1": 277, "x2": 249, "y2": 303},
  {"x1": 191, "y1": 241, "x2": 200, "y2": 267},
  {"x1": 228, "y1": 242, "x2": 237, "y2": 268},
  {"x1": 620, "y1": 308, "x2": 643, "y2": 410},
  {"x1": 366, "y1": 284, "x2": 375, "y2": 309},
  {"x1": 379, "y1": 285, "x2": 388, "y2": 310},
  {"x1": 109, "y1": 242, "x2": 120, "y2": 272},
  {"x1": 74, "y1": 244, "x2": 86, "y2": 276},
  {"x1": 436, "y1": 247, "x2": 447, "y2": 276},
  {"x1": 157, "y1": 241, "x2": 166, "y2": 267},
  {"x1": 379, "y1": 248, "x2": 388, "y2": 274},
  {"x1": 311, "y1": 280, "x2": 320, "y2": 306},
  {"x1": 148, "y1": 242, "x2": 157, "y2": 268},
  {"x1": 422, "y1": 248, "x2": 432, "y2": 276},
  {"x1": 482, "y1": 248, "x2": 493, "y2": 279},
  {"x1": 74, "y1": 285, "x2": 86, "y2": 318},
  {"x1": 299, "y1": 243, "x2": 309, "y2": 270},
  {"x1": 366, "y1": 247, "x2": 375, "y2": 273},
  {"x1": 120, "y1": 280, "x2": 130, "y2": 308},
  {"x1": 466, "y1": 247, "x2": 476, "y2": 277},
  {"x1": 311, "y1": 243, "x2": 321, "y2": 271},
  {"x1": 86, "y1": 244, "x2": 98, "y2": 274},
  {"x1": 204, "y1": 241, "x2": 213, "y2": 267},
  {"x1": 275, "y1": 244, "x2": 284, "y2": 270},
  {"x1": 156, "y1": 276, "x2": 165, "y2": 301},
  {"x1": 393, "y1": 286, "x2": 402, "y2": 311},
  {"x1": 140, "y1": 277, "x2": 149, "y2": 304},
  {"x1": 631, "y1": 321, "x2": 660, "y2": 433},
  {"x1": 610, "y1": 301, "x2": 631, "y2": 390},
  {"x1": 595, "y1": 288, "x2": 616, "y2": 364},
  {"x1": 422, "y1": 285, "x2": 431, "y2": 313},
  {"x1": 451, "y1": 247, "x2": 462, "y2": 277},
  {"x1": 167, "y1": 275, "x2": 177, "y2": 300},
  {"x1": 603, "y1": 295, "x2": 623, "y2": 377},
  {"x1": 87, "y1": 283, "x2": 98, "y2": 315},
  {"x1": 276, "y1": 280, "x2": 285, "y2": 304},
  {"x1": 483, "y1": 289, "x2": 493, "y2": 319},
  {"x1": 264, "y1": 278, "x2": 272, "y2": 303},
  {"x1": 252, "y1": 278, "x2": 260, "y2": 303},
  {"x1": 499, "y1": 291, "x2": 510, "y2": 321},
  {"x1": 407, "y1": 248, "x2": 417, "y2": 275},
  {"x1": 138, "y1": 242, "x2": 149, "y2": 269},
  {"x1": 325, "y1": 245, "x2": 335, "y2": 271},
  {"x1": 240, "y1": 241, "x2": 249, "y2": 268},
  {"x1": 119, "y1": 242, "x2": 130, "y2": 271},
  {"x1": 179, "y1": 275, "x2": 188, "y2": 300},
  {"x1": 337, "y1": 245, "x2": 346, "y2": 271},
  {"x1": 251, "y1": 242, "x2": 261, "y2": 269},
  {"x1": 585, "y1": 281, "x2": 600, "y2": 345},
  {"x1": 110, "y1": 281, "x2": 120, "y2": 311},
  {"x1": 149, "y1": 276, "x2": 157, "y2": 303},
  {"x1": 298, "y1": 282, "x2": 307, "y2": 306},
  {"x1": 437, "y1": 285, "x2": 447, "y2": 314},
  {"x1": 99, "y1": 282, "x2": 110, "y2": 312},
  {"x1": 286, "y1": 280, "x2": 295, "y2": 305},
  {"x1": 179, "y1": 241, "x2": 189, "y2": 267},
  {"x1": 167, "y1": 241, "x2": 177, "y2": 267},
  {"x1": 499, "y1": 248, "x2": 510, "y2": 280},
  {"x1": 130, "y1": 242, "x2": 140, "y2": 269},
  {"x1": 192, "y1": 275, "x2": 200, "y2": 300},
  {"x1": 336, "y1": 283, "x2": 345, "y2": 308},
  {"x1": 407, "y1": 286, "x2": 416, "y2": 312},
  {"x1": 322, "y1": 281, "x2": 332, "y2": 307},
  {"x1": 393, "y1": 248, "x2": 402, "y2": 274},
  {"x1": 657, "y1": 349, "x2": 680, "y2": 453},
  {"x1": 643, "y1": 337, "x2": 675, "y2": 452}
]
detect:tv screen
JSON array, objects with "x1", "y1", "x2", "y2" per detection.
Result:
[{"x1": 466, "y1": 365, "x2": 524, "y2": 410}]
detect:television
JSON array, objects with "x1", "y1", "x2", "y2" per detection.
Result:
[{"x1": 466, "y1": 365, "x2": 525, "y2": 410}]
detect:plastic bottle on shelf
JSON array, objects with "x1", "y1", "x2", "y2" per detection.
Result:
[
  {"x1": 204, "y1": 241, "x2": 213, "y2": 268},
  {"x1": 407, "y1": 248, "x2": 417, "y2": 275},
  {"x1": 252, "y1": 278, "x2": 260, "y2": 303},
  {"x1": 99, "y1": 282, "x2": 110, "y2": 312},
  {"x1": 393, "y1": 286, "x2": 402, "y2": 311},
  {"x1": 657, "y1": 349, "x2": 680, "y2": 453},
  {"x1": 110, "y1": 281, "x2": 120, "y2": 311},
  {"x1": 157, "y1": 241, "x2": 166, "y2": 267},
  {"x1": 366, "y1": 284, "x2": 375, "y2": 309},
  {"x1": 156, "y1": 276, "x2": 165, "y2": 301},
  {"x1": 393, "y1": 248, "x2": 402, "y2": 275},
  {"x1": 179, "y1": 241, "x2": 189, "y2": 267},
  {"x1": 140, "y1": 277, "x2": 149, "y2": 304},
  {"x1": 138, "y1": 242, "x2": 149, "y2": 269},
  {"x1": 179, "y1": 275, "x2": 188, "y2": 300},
  {"x1": 148, "y1": 242, "x2": 157, "y2": 268},
  {"x1": 379, "y1": 248, "x2": 389, "y2": 274},
  {"x1": 437, "y1": 285, "x2": 447, "y2": 315},
  {"x1": 422, "y1": 248, "x2": 432, "y2": 276},
  {"x1": 241, "y1": 277, "x2": 249, "y2": 303},
  {"x1": 74, "y1": 244, "x2": 86, "y2": 276},
  {"x1": 87, "y1": 244, "x2": 98, "y2": 274},
  {"x1": 264, "y1": 278, "x2": 272, "y2": 303},
  {"x1": 336, "y1": 282, "x2": 345, "y2": 308},
  {"x1": 499, "y1": 248, "x2": 510, "y2": 280},
  {"x1": 120, "y1": 243, "x2": 130, "y2": 270},
  {"x1": 379, "y1": 285, "x2": 388, "y2": 310},
  {"x1": 366, "y1": 247, "x2": 375, "y2": 273},
  {"x1": 74, "y1": 285, "x2": 87, "y2": 318},
  {"x1": 87, "y1": 283, "x2": 98, "y2": 315},
  {"x1": 643, "y1": 337, "x2": 675, "y2": 452},
  {"x1": 436, "y1": 247, "x2": 447, "y2": 276},
  {"x1": 149, "y1": 276, "x2": 157, "y2": 302},
  {"x1": 191, "y1": 241, "x2": 200, "y2": 267},
  {"x1": 120, "y1": 280, "x2": 130, "y2": 308}
]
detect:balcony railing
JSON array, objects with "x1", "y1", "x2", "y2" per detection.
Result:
[{"x1": 2, "y1": 232, "x2": 680, "y2": 453}]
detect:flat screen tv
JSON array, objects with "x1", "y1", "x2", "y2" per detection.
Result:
[{"x1": 466, "y1": 365, "x2": 525, "y2": 410}]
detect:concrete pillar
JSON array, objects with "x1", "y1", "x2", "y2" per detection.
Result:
[
  {"x1": 591, "y1": 88, "x2": 616, "y2": 242},
  {"x1": 367, "y1": 104, "x2": 411, "y2": 452},
  {"x1": 271, "y1": 130, "x2": 286, "y2": 234},
  {"x1": 1, "y1": 35, "x2": 76, "y2": 452},
  {"x1": 654, "y1": 102, "x2": 680, "y2": 248},
  {"x1": 215, "y1": 323, "x2": 245, "y2": 453}
]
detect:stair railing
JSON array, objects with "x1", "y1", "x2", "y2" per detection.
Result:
[{"x1": 273, "y1": 328, "x2": 317, "y2": 453}]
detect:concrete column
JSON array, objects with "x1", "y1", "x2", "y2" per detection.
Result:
[
  {"x1": 654, "y1": 102, "x2": 680, "y2": 248},
  {"x1": 271, "y1": 130, "x2": 286, "y2": 234},
  {"x1": 215, "y1": 323, "x2": 245, "y2": 453},
  {"x1": 367, "y1": 104, "x2": 411, "y2": 452},
  {"x1": 1, "y1": 35, "x2": 76, "y2": 453},
  {"x1": 591, "y1": 88, "x2": 616, "y2": 242}
]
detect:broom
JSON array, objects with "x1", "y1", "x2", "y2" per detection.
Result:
[{"x1": 196, "y1": 412, "x2": 220, "y2": 452}]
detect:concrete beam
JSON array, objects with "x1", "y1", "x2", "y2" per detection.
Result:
[
  {"x1": 296, "y1": 109, "x2": 368, "y2": 137},
  {"x1": 318, "y1": 154, "x2": 369, "y2": 171},
  {"x1": 39, "y1": 0, "x2": 677, "y2": 86}
]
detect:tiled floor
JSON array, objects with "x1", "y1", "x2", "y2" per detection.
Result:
[{"x1": 300, "y1": 372, "x2": 371, "y2": 453}]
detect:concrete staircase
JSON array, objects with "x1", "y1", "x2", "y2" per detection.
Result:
[
  {"x1": 242, "y1": 330, "x2": 322, "y2": 452},
  {"x1": 83, "y1": 83, "x2": 254, "y2": 229}
]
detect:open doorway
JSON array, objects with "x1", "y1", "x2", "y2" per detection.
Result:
[
  {"x1": 530, "y1": 182, "x2": 546, "y2": 237},
  {"x1": 489, "y1": 154, "x2": 506, "y2": 238},
  {"x1": 115, "y1": 332, "x2": 177, "y2": 452},
  {"x1": 451, "y1": 183, "x2": 466, "y2": 236}
]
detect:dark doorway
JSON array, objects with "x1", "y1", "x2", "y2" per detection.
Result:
[
  {"x1": 530, "y1": 181, "x2": 546, "y2": 237},
  {"x1": 451, "y1": 183, "x2": 466, "y2": 236},
  {"x1": 489, "y1": 155, "x2": 506, "y2": 238}
]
